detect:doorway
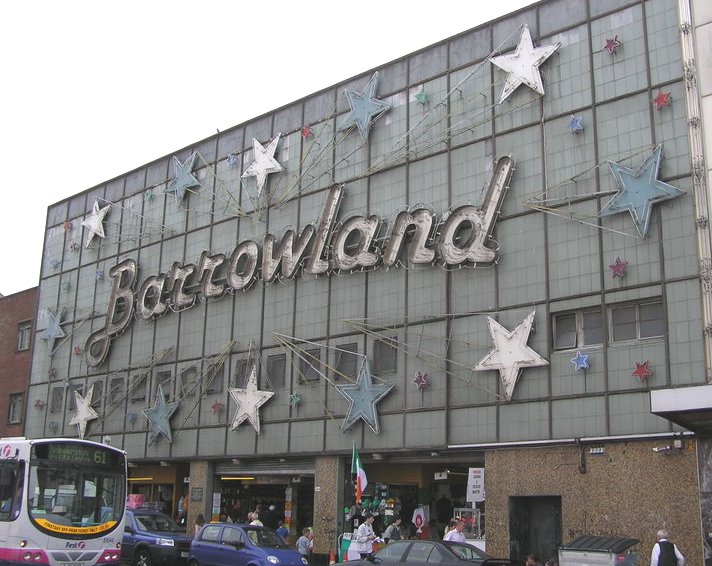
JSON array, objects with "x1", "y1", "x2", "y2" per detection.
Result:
[{"x1": 509, "y1": 496, "x2": 561, "y2": 565}]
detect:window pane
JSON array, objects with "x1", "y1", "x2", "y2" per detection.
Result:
[
  {"x1": 130, "y1": 374, "x2": 147, "y2": 402},
  {"x1": 233, "y1": 360, "x2": 250, "y2": 388},
  {"x1": 17, "y1": 321, "x2": 31, "y2": 351},
  {"x1": 267, "y1": 354, "x2": 286, "y2": 388},
  {"x1": 299, "y1": 349, "x2": 321, "y2": 382},
  {"x1": 205, "y1": 363, "x2": 225, "y2": 394},
  {"x1": 612, "y1": 305, "x2": 637, "y2": 341},
  {"x1": 180, "y1": 367, "x2": 198, "y2": 397},
  {"x1": 553, "y1": 314, "x2": 576, "y2": 349},
  {"x1": 50, "y1": 387, "x2": 64, "y2": 413},
  {"x1": 110, "y1": 377, "x2": 124, "y2": 403},
  {"x1": 334, "y1": 343, "x2": 358, "y2": 380},
  {"x1": 8, "y1": 394, "x2": 23, "y2": 424},
  {"x1": 582, "y1": 310, "x2": 604, "y2": 345},
  {"x1": 373, "y1": 338, "x2": 397, "y2": 374},
  {"x1": 640, "y1": 302, "x2": 664, "y2": 338}
]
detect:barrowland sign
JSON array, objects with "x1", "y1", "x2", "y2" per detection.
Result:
[{"x1": 84, "y1": 156, "x2": 514, "y2": 367}]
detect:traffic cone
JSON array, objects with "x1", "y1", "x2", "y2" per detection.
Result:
[{"x1": 329, "y1": 548, "x2": 336, "y2": 565}]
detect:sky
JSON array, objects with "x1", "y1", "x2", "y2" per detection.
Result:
[{"x1": 0, "y1": 0, "x2": 535, "y2": 296}]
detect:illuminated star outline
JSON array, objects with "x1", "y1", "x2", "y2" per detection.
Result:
[
  {"x1": 571, "y1": 351, "x2": 590, "y2": 371},
  {"x1": 69, "y1": 384, "x2": 99, "y2": 439},
  {"x1": 632, "y1": 361, "x2": 653, "y2": 382},
  {"x1": 490, "y1": 24, "x2": 561, "y2": 104},
  {"x1": 81, "y1": 199, "x2": 111, "y2": 248},
  {"x1": 335, "y1": 358, "x2": 394, "y2": 434},
  {"x1": 599, "y1": 144, "x2": 685, "y2": 238},
  {"x1": 413, "y1": 372, "x2": 430, "y2": 390},
  {"x1": 603, "y1": 36, "x2": 621, "y2": 54},
  {"x1": 143, "y1": 383, "x2": 180, "y2": 444},
  {"x1": 339, "y1": 72, "x2": 391, "y2": 141},
  {"x1": 569, "y1": 115, "x2": 584, "y2": 134},
  {"x1": 164, "y1": 152, "x2": 202, "y2": 204},
  {"x1": 228, "y1": 365, "x2": 275, "y2": 434},
  {"x1": 652, "y1": 90, "x2": 671, "y2": 111},
  {"x1": 241, "y1": 134, "x2": 284, "y2": 196},
  {"x1": 475, "y1": 311, "x2": 549, "y2": 401},
  {"x1": 41, "y1": 308, "x2": 66, "y2": 355},
  {"x1": 610, "y1": 257, "x2": 628, "y2": 278}
]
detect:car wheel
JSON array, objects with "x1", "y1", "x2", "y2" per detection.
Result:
[
  {"x1": 133, "y1": 549, "x2": 152, "y2": 566},
  {"x1": 189, "y1": 560, "x2": 200, "y2": 566}
]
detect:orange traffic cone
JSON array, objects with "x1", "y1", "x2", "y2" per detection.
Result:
[{"x1": 329, "y1": 548, "x2": 336, "y2": 565}]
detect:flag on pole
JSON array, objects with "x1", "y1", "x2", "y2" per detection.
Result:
[{"x1": 351, "y1": 443, "x2": 367, "y2": 504}]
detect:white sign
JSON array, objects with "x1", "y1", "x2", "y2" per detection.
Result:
[{"x1": 467, "y1": 468, "x2": 485, "y2": 503}]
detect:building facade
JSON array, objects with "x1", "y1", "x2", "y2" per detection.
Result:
[
  {"x1": 25, "y1": 0, "x2": 712, "y2": 563},
  {"x1": 0, "y1": 287, "x2": 38, "y2": 438}
]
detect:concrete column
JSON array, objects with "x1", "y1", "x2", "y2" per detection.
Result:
[{"x1": 187, "y1": 460, "x2": 214, "y2": 534}]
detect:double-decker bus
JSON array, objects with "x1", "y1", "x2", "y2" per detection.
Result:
[{"x1": 0, "y1": 437, "x2": 126, "y2": 566}]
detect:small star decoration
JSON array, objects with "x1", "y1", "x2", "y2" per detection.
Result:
[
  {"x1": 288, "y1": 393, "x2": 302, "y2": 407},
  {"x1": 228, "y1": 365, "x2": 275, "y2": 434},
  {"x1": 603, "y1": 36, "x2": 622, "y2": 54},
  {"x1": 632, "y1": 360, "x2": 653, "y2": 382},
  {"x1": 164, "y1": 152, "x2": 202, "y2": 204},
  {"x1": 413, "y1": 372, "x2": 430, "y2": 390},
  {"x1": 211, "y1": 401, "x2": 224, "y2": 415},
  {"x1": 340, "y1": 72, "x2": 391, "y2": 141},
  {"x1": 569, "y1": 115, "x2": 584, "y2": 134},
  {"x1": 301, "y1": 125, "x2": 313, "y2": 139},
  {"x1": 69, "y1": 384, "x2": 99, "y2": 440},
  {"x1": 414, "y1": 90, "x2": 428, "y2": 105},
  {"x1": 143, "y1": 383, "x2": 180, "y2": 444},
  {"x1": 610, "y1": 257, "x2": 628, "y2": 278},
  {"x1": 241, "y1": 134, "x2": 284, "y2": 196},
  {"x1": 81, "y1": 199, "x2": 111, "y2": 248},
  {"x1": 227, "y1": 153, "x2": 240, "y2": 167},
  {"x1": 652, "y1": 90, "x2": 672, "y2": 111},
  {"x1": 571, "y1": 351, "x2": 590, "y2": 371},
  {"x1": 489, "y1": 24, "x2": 561, "y2": 104},
  {"x1": 335, "y1": 358, "x2": 394, "y2": 434}
]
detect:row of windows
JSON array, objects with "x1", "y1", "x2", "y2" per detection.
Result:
[{"x1": 553, "y1": 300, "x2": 665, "y2": 350}]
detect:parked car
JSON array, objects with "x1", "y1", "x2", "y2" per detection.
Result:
[
  {"x1": 189, "y1": 523, "x2": 308, "y2": 566},
  {"x1": 336, "y1": 539, "x2": 515, "y2": 566},
  {"x1": 121, "y1": 507, "x2": 194, "y2": 566}
]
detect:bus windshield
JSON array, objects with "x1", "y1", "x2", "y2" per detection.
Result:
[{"x1": 27, "y1": 442, "x2": 125, "y2": 535}]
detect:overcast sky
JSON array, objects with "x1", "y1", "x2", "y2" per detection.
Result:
[{"x1": 0, "y1": 0, "x2": 535, "y2": 296}]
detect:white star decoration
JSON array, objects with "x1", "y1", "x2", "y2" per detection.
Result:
[
  {"x1": 228, "y1": 365, "x2": 275, "y2": 434},
  {"x1": 241, "y1": 134, "x2": 284, "y2": 196},
  {"x1": 475, "y1": 311, "x2": 549, "y2": 401},
  {"x1": 490, "y1": 24, "x2": 561, "y2": 104},
  {"x1": 69, "y1": 384, "x2": 99, "y2": 439},
  {"x1": 143, "y1": 383, "x2": 180, "y2": 444},
  {"x1": 81, "y1": 199, "x2": 111, "y2": 248}
]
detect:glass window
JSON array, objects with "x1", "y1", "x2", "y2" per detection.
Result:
[
  {"x1": 205, "y1": 363, "x2": 225, "y2": 394},
  {"x1": 406, "y1": 542, "x2": 435, "y2": 563},
  {"x1": 179, "y1": 367, "x2": 198, "y2": 397},
  {"x1": 583, "y1": 311, "x2": 604, "y2": 345},
  {"x1": 201, "y1": 524, "x2": 221, "y2": 542},
  {"x1": 110, "y1": 377, "x2": 124, "y2": 403},
  {"x1": 221, "y1": 525, "x2": 241, "y2": 545},
  {"x1": 50, "y1": 387, "x2": 64, "y2": 413},
  {"x1": 267, "y1": 354, "x2": 286, "y2": 388},
  {"x1": 553, "y1": 309, "x2": 603, "y2": 349},
  {"x1": 233, "y1": 359, "x2": 250, "y2": 388},
  {"x1": 373, "y1": 337, "x2": 397, "y2": 375},
  {"x1": 611, "y1": 301, "x2": 664, "y2": 342},
  {"x1": 68, "y1": 385, "x2": 83, "y2": 410},
  {"x1": 130, "y1": 374, "x2": 147, "y2": 402},
  {"x1": 8, "y1": 394, "x2": 23, "y2": 424},
  {"x1": 334, "y1": 343, "x2": 358, "y2": 380},
  {"x1": 553, "y1": 313, "x2": 576, "y2": 349},
  {"x1": 612, "y1": 305, "x2": 637, "y2": 341},
  {"x1": 299, "y1": 349, "x2": 321, "y2": 382},
  {"x1": 640, "y1": 302, "x2": 665, "y2": 338},
  {"x1": 17, "y1": 321, "x2": 32, "y2": 351}
]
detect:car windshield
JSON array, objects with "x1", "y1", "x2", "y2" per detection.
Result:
[
  {"x1": 243, "y1": 526, "x2": 289, "y2": 548},
  {"x1": 133, "y1": 511, "x2": 183, "y2": 532},
  {"x1": 444, "y1": 541, "x2": 489, "y2": 561}
]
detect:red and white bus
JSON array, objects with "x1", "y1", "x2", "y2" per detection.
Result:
[{"x1": 0, "y1": 437, "x2": 126, "y2": 566}]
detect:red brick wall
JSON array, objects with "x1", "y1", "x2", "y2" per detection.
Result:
[{"x1": 0, "y1": 287, "x2": 38, "y2": 437}]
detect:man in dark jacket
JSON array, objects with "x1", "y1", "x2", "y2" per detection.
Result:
[{"x1": 650, "y1": 529, "x2": 685, "y2": 566}]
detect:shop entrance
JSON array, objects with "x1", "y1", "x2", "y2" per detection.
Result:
[{"x1": 509, "y1": 496, "x2": 562, "y2": 565}]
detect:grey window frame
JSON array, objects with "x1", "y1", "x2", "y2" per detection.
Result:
[
  {"x1": 8, "y1": 393, "x2": 23, "y2": 424},
  {"x1": 17, "y1": 320, "x2": 32, "y2": 351},
  {"x1": 610, "y1": 300, "x2": 665, "y2": 342},
  {"x1": 552, "y1": 308, "x2": 604, "y2": 350},
  {"x1": 372, "y1": 337, "x2": 398, "y2": 375}
]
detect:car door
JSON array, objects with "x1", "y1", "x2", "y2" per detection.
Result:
[
  {"x1": 193, "y1": 524, "x2": 224, "y2": 566},
  {"x1": 219, "y1": 525, "x2": 250, "y2": 566},
  {"x1": 120, "y1": 512, "x2": 137, "y2": 563}
]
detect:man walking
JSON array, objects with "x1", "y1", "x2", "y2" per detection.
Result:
[{"x1": 650, "y1": 529, "x2": 685, "y2": 566}]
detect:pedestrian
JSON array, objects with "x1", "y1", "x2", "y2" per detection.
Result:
[
  {"x1": 356, "y1": 512, "x2": 378, "y2": 560},
  {"x1": 263, "y1": 504, "x2": 279, "y2": 529},
  {"x1": 296, "y1": 527, "x2": 313, "y2": 563},
  {"x1": 650, "y1": 529, "x2": 685, "y2": 566},
  {"x1": 195, "y1": 513, "x2": 205, "y2": 535},
  {"x1": 526, "y1": 554, "x2": 542, "y2": 566},
  {"x1": 250, "y1": 512, "x2": 264, "y2": 526},
  {"x1": 442, "y1": 519, "x2": 466, "y2": 542},
  {"x1": 383, "y1": 517, "x2": 402, "y2": 543},
  {"x1": 276, "y1": 520, "x2": 289, "y2": 542}
]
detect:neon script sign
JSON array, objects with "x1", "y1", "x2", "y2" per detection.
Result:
[{"x1": 85, "y1": 157, "x2": 514, "y2": 366}]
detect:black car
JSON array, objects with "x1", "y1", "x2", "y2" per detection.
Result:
[
  {"x1": 337, "y1": 540, "x2": 515, "y2": 566},
  {"x1": 121, "y1": 507, "x2": 194, "y2": 566}
]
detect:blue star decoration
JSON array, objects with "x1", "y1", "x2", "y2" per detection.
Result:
[
  {"x1": 164, "y1": 152, "x2": 201, "y2": 205},
  {"x1": 569, "y1": 115, "x2": 583, "y2": 134},
  {"x1": 335, "y1": 358, "x2": 394, "y2": 434},
  {"x1": 571, "y1": 351, "x2": 590, "y2": 371},
  {"x1": 41, "y1": 308, "x2": 66, "y2": 355},
  {"x1": 339, "y1": 72, "x2": 391, "y2": 142},
  {"x1": 599, "y1": 144, "x2": 685, "y2": 238},
  {"x1": 143, "y1": 383, "x2": 180, "y2": 444}
]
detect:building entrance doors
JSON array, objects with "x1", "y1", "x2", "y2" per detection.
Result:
[{"x1": 509, "y1": 496, "x2": 561, "y2": 565}]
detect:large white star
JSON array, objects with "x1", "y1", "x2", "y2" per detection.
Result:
[
  {"x1": 475, "y1": 311, "x2": 549, "y2": 401},
  {"x1": 69, "y1": 384, "x2": 99, "y2": 439},
  {"x1": 228, "y1": 366, "x2": 275, "y2": 434},
  {"x1": 241, "y1": 135, "x2": 283, "y2": 196},
  {"x1": 81, "y1": 199, "x2": 111, "y2": 248},
  {"x1": 490, "y1": 24, "x2": 560, "y2": 104}
]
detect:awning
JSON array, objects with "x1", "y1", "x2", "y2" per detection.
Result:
[{"x1": 650, "y1": 384, "x2": 712, "y2": 434}]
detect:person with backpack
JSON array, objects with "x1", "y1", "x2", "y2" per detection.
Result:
[{"x1": 650, "y1": 529, "x2": 685, "y2": 566}]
